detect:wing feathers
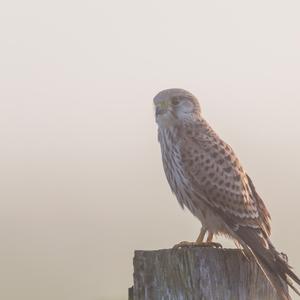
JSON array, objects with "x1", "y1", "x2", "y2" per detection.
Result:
[{"x1": 177, "y1": 120, "x2": 299, "y2": 298}]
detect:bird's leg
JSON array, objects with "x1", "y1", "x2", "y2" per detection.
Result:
[
  {"x1": 196, "y1": 227, "x2": 207, "y2": 243},
  {"x1": 204, "y1": 232, "x2": 222, "y2": 248},
  {"x1": 206, "y1": 232, "x2": 213, "y2": 242},
  {"x1": 173, "y1": 228, "x2": 222, "y2": 249},
  {"x1": 173, "y1": 227, "x2": 207, "y2": 249}
]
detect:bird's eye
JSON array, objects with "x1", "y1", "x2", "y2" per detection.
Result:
[{"x1": 171, "y1": 97, "x2": 180, "y2": 105}]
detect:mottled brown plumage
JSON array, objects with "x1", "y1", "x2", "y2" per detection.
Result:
[{"x1": 154, "y1": 88, "x2": 300, "y2": 300}]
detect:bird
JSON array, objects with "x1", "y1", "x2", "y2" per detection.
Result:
[{"x1": 153, "y1": 88, "x2": 300, "y2": 300}]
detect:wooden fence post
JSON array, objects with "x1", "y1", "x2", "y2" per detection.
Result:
[{"x1": 129, "y1": 248, "x2": 287, "y2": 300}]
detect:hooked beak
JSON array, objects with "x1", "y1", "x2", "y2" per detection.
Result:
[{"x1": 155, "y1": 106, "x2": 168, "y2": 117}]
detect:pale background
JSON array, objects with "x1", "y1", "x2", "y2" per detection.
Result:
[{"x1": 1, "y1": 1, "x2": 300, "y2": 299}]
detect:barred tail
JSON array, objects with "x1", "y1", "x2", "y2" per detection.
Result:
[{"x1": 235, "y1": 226, "x2": 300, "y2": 300}]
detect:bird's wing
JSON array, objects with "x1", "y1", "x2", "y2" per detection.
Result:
[
  {"x1": 179, "y1": 124, "x2": 300, "y2": 298},
  {"x1": 178, "y1": 124, "x2": 270, "y2": 236}
]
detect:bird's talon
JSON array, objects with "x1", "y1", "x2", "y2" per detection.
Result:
[
  {"x1": 205, "y1": 242, "x2": 223, "y2": 249},
  {"x1": 173, "y1": 241, "x2": 195, "y2": 249},
  {"x1": 173, "y1": 241, "x2": 222, "y2": 249}
]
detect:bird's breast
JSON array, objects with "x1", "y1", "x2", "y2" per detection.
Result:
[{"x1": 158, "y1": 129, "x2": 198, "y2": 213}]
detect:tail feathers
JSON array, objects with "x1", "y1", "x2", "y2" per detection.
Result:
[
  {"x1": 236, "y1": 226, "x2": 300, "y2": 300},
  {"x1": 269, "y1": 244, "x2": 300, "y2": 295}
]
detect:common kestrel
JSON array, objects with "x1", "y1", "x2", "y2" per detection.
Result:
[{"x1": 154, "y1": 88, "x2": 299, "y2": 300}]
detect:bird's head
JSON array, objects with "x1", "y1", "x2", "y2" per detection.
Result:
[{"x1": 153, "y1": 88, "x2": 201, "y2": 128}]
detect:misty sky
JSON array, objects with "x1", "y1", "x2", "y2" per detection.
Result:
[{"x1": 1, "y1": 1, "x2": 300, "y2": 299}]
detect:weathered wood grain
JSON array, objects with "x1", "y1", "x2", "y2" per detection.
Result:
[{"x1": 130, "y1": 248, "x2": 286, "y2": 300}]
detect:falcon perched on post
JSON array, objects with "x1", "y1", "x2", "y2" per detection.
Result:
[{"x1": 154, "y1": 88, "x2": 300, "y2": 300}]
